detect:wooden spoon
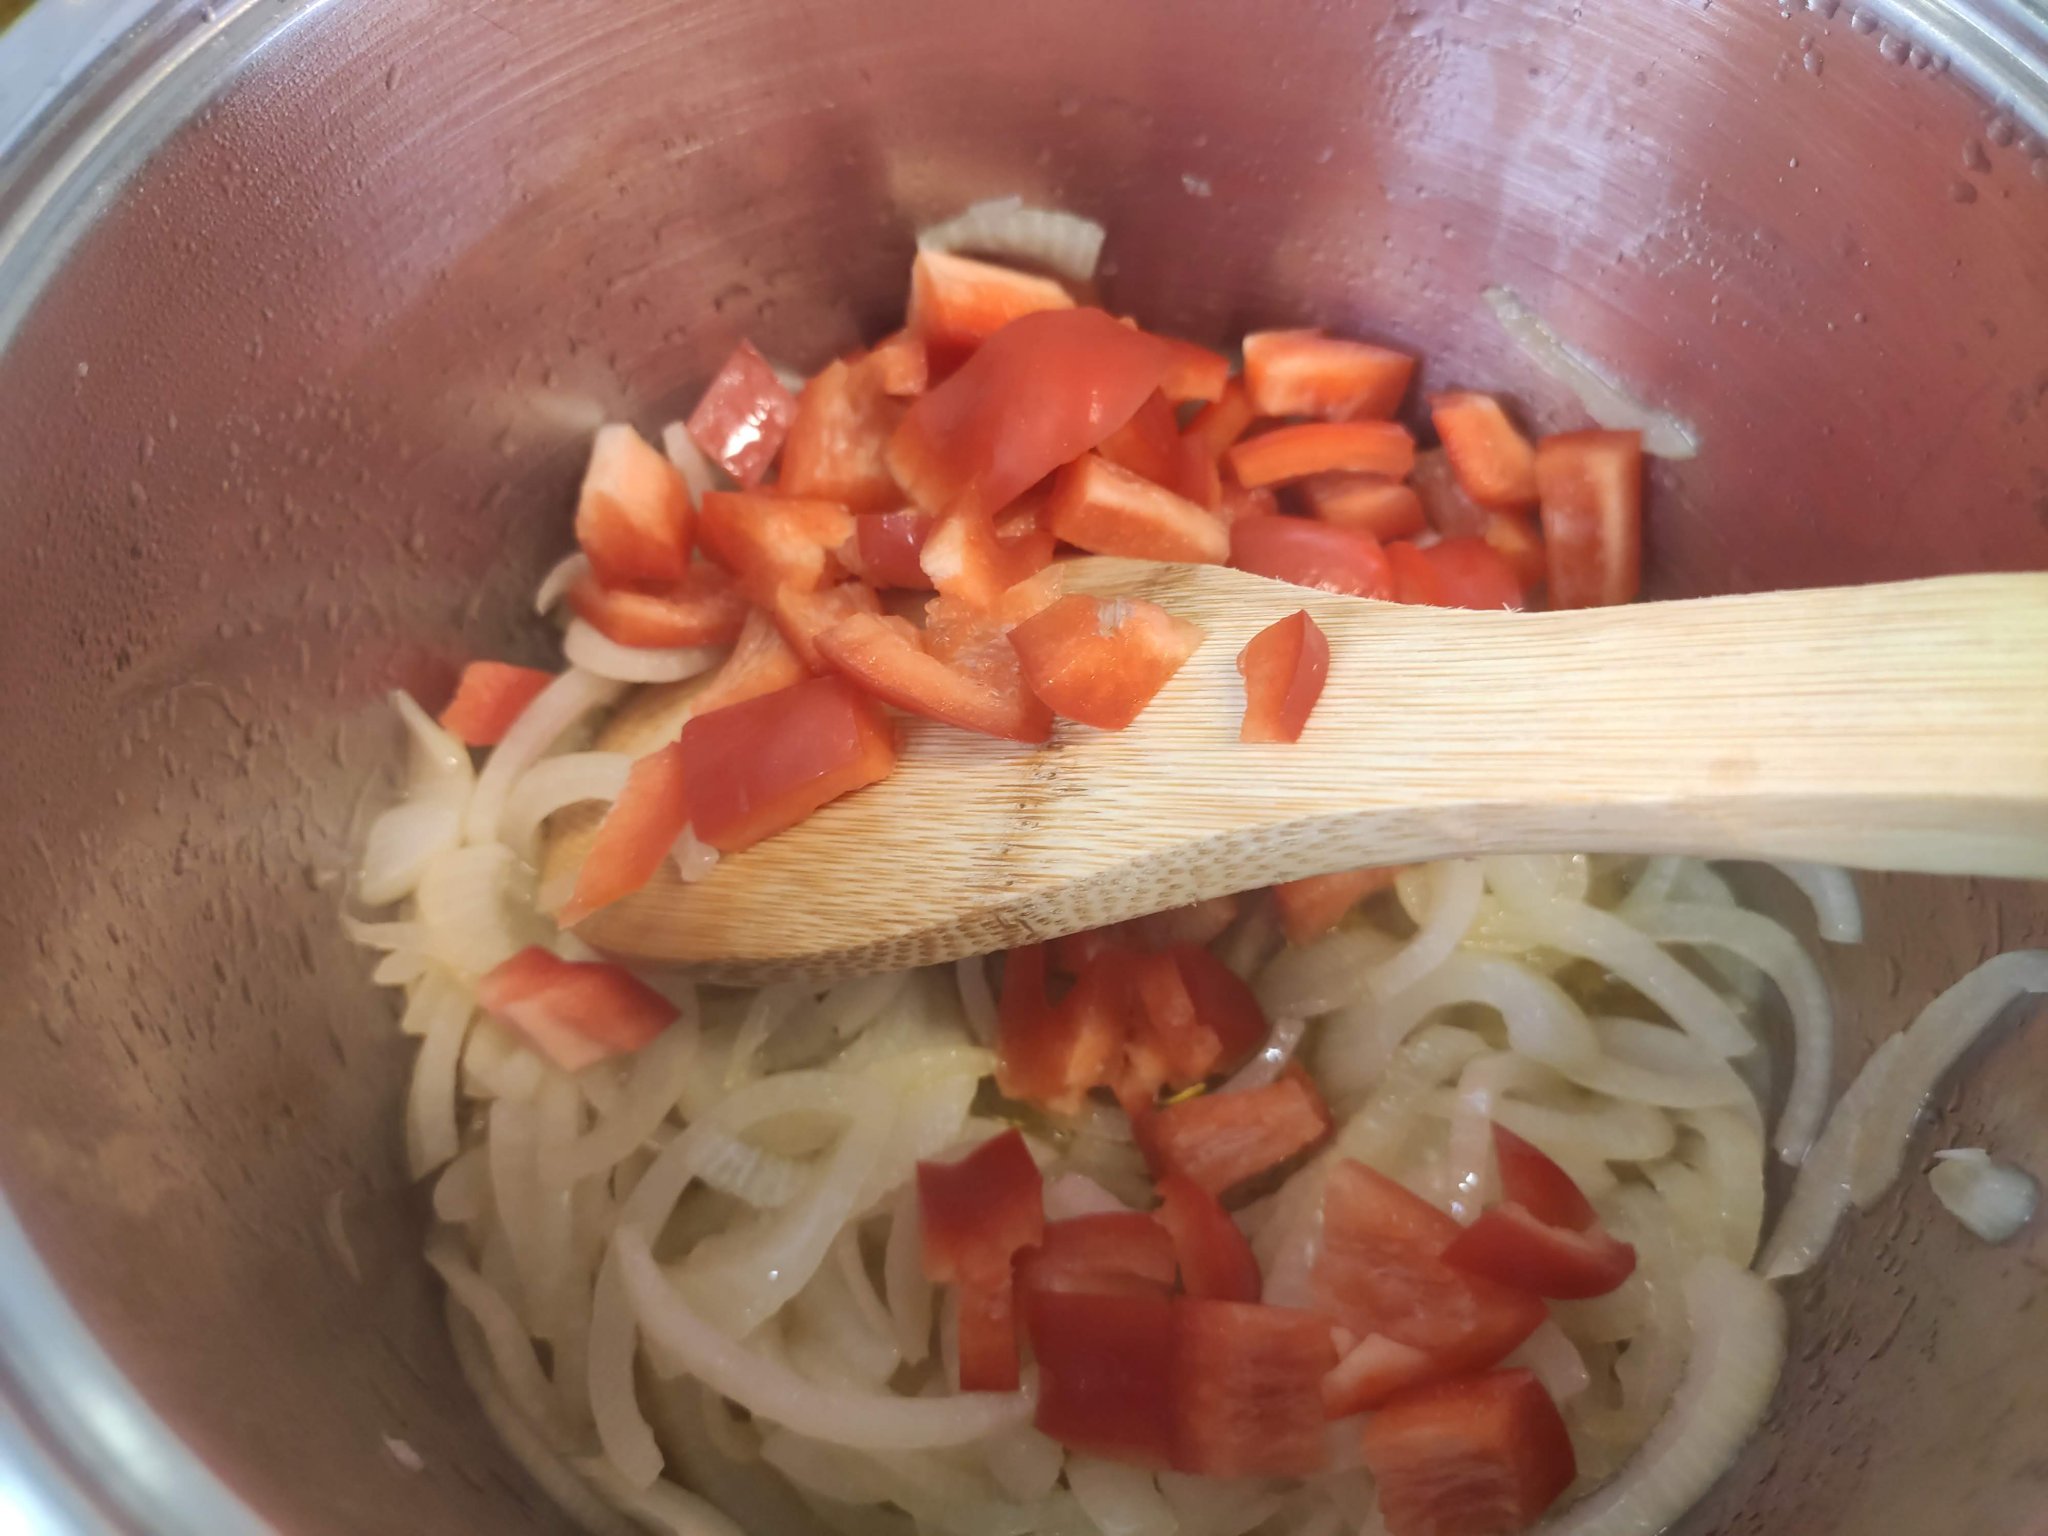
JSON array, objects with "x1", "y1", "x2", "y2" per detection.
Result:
[{"x1": 554, "y1": 560, "x2": 2048, "y2": 982}]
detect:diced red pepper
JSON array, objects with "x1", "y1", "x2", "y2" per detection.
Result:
[
  {"x1": 1358, "y1": 1371, "x2": 1577, "y2": 1536},
  {"x1": 1322, "y1": 1332, "x2": 1444, "y2": 1418},
  {"x1": 576, "y1": 424, "x2": 694, "y2": 588},
  {"x1": 1169, "y1": 945, "x2": 1269, "y2": 1071},
  {"x1": 1534, "y1": 429, "x2": 1642, "y2": 609},
  {"x1": 1420, "y1": 537, "x2": 1525, "y2": 612},
  {"x1": 1138, "y1": 1067, "x2": 1332, "y2": 1197},
  {"x1": 853, "y1": 510, "x2": 936, "y2": 589},
  {"x1": 1271, "y1": 866, "x2": 1403, "y2": 945},
  {"x1": 1218, "y1": 480, "x2": 1281, "y2": 524},
  {"x1": 1157, "y1": 337, "x2": 1232, "y2": 404},
  {"x1": 1008, "y1": 593, "x2": 1205, "y2": 731},
  {"x1": 996, "y1": 945, "x2": 1124, "y2": 1115},
  {"x1": 1493, "y1": 1125, "x2": 1596, "y2": 1228},
  {"x1": 1410, "y1": 448, "x2": 1491, "y2": 538},
  {"x1": 956, "y1": 1278, "x2": 1022, "y2": 1393},
  {"x1": 1229, "y1": 517, "x2": 1395, "y2": 600},
  {"x1": 1097, "y1": 390, "x2": 1187, "y2": 491},
  {"x1": 1018, "y1": 1213, "x2": 1179, "y2": 1298},
  {"x1": 887, "y1": 308, "x2": 1172, "y2": 520},
  {"x1": 778, "y1": 357, "x2": 906, "y2": 513},
  {"x1": 1387, "y1": 541, "x2": 1449, "y2": 607},
  {"x1": 920, "y1": 503, "x2": 1056, "y2": 607},
  {"x1": 696, "y1": 491, "x2": 855, "y2": 603},
  {"x1": 1175, "y1": 436, "x2": 1225, "y2": 512},
  {"x1": 556, "y1": 741, "x2": 690, "y2": 926},
  {"x1": 918, "y1": 1128, "x2": 1045, "y2": 1286},
  {"x1": 438, "y1": 661, "x2": 553, "y2": 746},
  {"x1": 818, "y1": 611, "x2": 1054, "y2": 742},
  {"x1": 1241, "y1": 329, "x2": 1415, "y2": 421},
  {"x1": 677, "y1": 675, "x2": 896, "y2": 852},
  {"x1": 865, "y1": 329, "x2": 929, "y2": 397},
  {"x1": 477, "y1": 947, "x2": 678, "y2": 1073},
  {"x1": 568, "y1": 568, "x2": 751, "y2": 649},
  {"x1": 1027, "y1": 1289, "x2": 1178, "y2": 1468},
  {"x1": 1171, "y1": 1299, "x2": 1336, "y2": 1478},
  {"x1": 1185, "y1": 380, "x2": 1258, "y2": 460},
  {"x1": 689, "y1": 605, "x2": 807, "y2": 717},
  {"x1": 1430, "y1": 393, "x2": 1539, "y2": 511},
  {"x1": 1440, "y1": 1126, "x2": 1636, "y2": 1300},
  {"x1": 766, "y1": 581, "x2": 884, "y2": 671},
  {"x1": 685, "y1": 341, "x2": 797, "y2": 488},
  {"x1": 1296, "y1": 474, "x2": 1429, "y2": 541},
  {"x1": 1046, "y1": 454, "x2": 1230, "y2": 565},
  {"x1": 1238, "y1": 609, "x2": 1330, "y2": 744},
  {"x1": 1121, "y1": 949, "x2": 1222, "y2": 1099},
  {"x1": 1481, "y1": 511, "x2": 1547, "y2": 597},
  {"x1": 908, "y1": 250, "x2": 1076, "y2": 373},
  {"x1": 1155, "y1": 1174, "x2": 1262, "y2": 1302},
  {"x1": 1310, "y1": 1161, "x2": 1545, "y2": 1374},
  {"x1": 1227, "y1": 422, "x2": 1417, "y2": 488}
]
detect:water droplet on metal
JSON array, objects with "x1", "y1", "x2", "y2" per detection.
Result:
[{"x1": 1948, "y1": 178, "x2": 1978, "y2": 203}]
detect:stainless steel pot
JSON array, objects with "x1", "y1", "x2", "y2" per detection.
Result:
[{"x1": 1, "y1": 1, "x2": 2046, "y2": 1532}]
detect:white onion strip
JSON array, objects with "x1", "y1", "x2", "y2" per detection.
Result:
[
  {"x1": 564, "y1": 619, "x2": 725, "y2": 685},
  {"x1": 548, "y1": 1001, "x2": 701, "y2": 1184},
  {"x1": 405, "y1": 973, "x2": 476, "y2": 1177},
  {"x1": 660, "y1": 423, "x2": 723, "y2": 505},
  {"x1": 1219, "y1": 1015, "x2": 1307, "y2": 1094},
  {"x1": 1758, "y1": 1034, "x2": 1901, "y2": 1280},
  {"x1": 1369, "y1": 858, "x2": 1485, "y2": 1000},
  {"x1": 1482, "y1": 286, "x2": 1700, "y2": 460},
  {"x1": 1532, "y1": 1256, "x2": 1783, "y2": 1536},
  {"x1": 465, "y1": 667, "x2": 625, "y2": 845},
  {"x1": 429, "y1": 1243, "x2": 578, "y2": 1446},
  {"x1": 1763, "y1": 861, "x2": 1863, "y2": 944},
  {"x1": 915, "y1": 196, "x2": 1106, "y2": 284},
  {"x1": 1370, "y1": 954, "x2": 1602, "y2": 1078},
  {"x1": 616, "y1": 1228, "x2": 1034, "y2": 1449},
  {"x1": 535, "y1": 552, "x2": 592, "y2": 616},
  {"x1": 502, "y1": 752, "x2": 632, "y2": 864}
]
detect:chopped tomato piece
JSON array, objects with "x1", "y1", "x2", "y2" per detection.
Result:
[
  {"x1": 477, "y1": 947, "x2": 677, "y2": 1073},
  {"x1": 1271, "y1": 866, "x2": 1403, "y2": 945},
  {"x1": 1229, "y1": 517, "x2": 1394, "y2": 600},
  {"x1": 1157, "y1": 337, "x2": 1232, "y2": 404},
  {"x1": 1480, "y1": 511, "x2": 1547, "y2": 596},
  {"x1": 1155, "y1": 1175, "x2": 1262, "y2": 1302},
  {"x1": 908, "y1": 250, "x2": 1076, "y2": 373},
  {"x1": 853, "y1": 510, "x2": 936, "y2": 589},
  {"x1": 1534, "y1": 429, "x2": 1642, "y2": 609},
  {"x1": 1171, "y1": 1300, "x2": 1336, "y2": 1478},
  {"x1": 1218, "y1": 480, "x2": 1280, "y2": 524},
  {"x1": 677, "y1": 675, "x2": 896, "y2": 852},
  {"x1": 887, "y1": 308, "x2": 1171, "y2": 520},
  {"x1": 1127, "y1": 895, "x2": 1240, "y2": 952},
  {"x1": 1238, "y1": 609, "x2": 1330, "y2": 744},
  {"x1": 1227, "y1": 422, "x2": 1417, "y2": 488},
  {"x1": 1322, "y1": 1332, "x2": 1444, "y2": 1418},
  {"x1": 1046, "y1": 454, "x2": 1230, "y2": 565},
  {"x1": 919, "y1": 1128, "x2": 1045, "y2": 1286},
  {"x1": 767, "y1": 581, "x2": 884, "y2": 671},
  {"x1": 438, "y1": 661, "x2": 552, "y2": 746},
  {"x1": 556, "y1": 741, "x2": 690, "y2": 926},
  {"x1": 1185, "y1": 380, "x2": 1257, "y2": 460},
  {"x1": 920, "y1": 503, "x2": 1056, "y2": 607},
  {"x1": 1310, "y1": 1162, "x2": 1544, "y2": 1373},
  {"x1": 1008, "y1": 593, "x2": 1205, "y2": 731},
  {"x1": 696, "y1": 491, "x2": 855, "y2": 603},
  {"x1": 1430, "y1": 393, "x2": 1539, "y2": 511},
  {"x1": 1440, "y1": 1126, "x2": 1636, "y2": 1299},
  {"x1": 1358, "y1": 1371, "x2": 1577, "y2": 1536},
  {"x1": 1410, "y1": 448, "x2": 1491, "y2": 538},
  {"x1": 690, "y1": 604, "x2": 807, "y2": 716},
  {"x1": 956, "y1": 1277, "x2": 1021, "y2": 1393},
  {"x1": 1027, "y1": 1289, "x2": 1177, "y2": 1468},
  {"x1": 576, "y1": 424, "x2": 694, "y2": 588},
  {"x1": 865, "y1": 329, "x2": 929, "y2": 396},
  {"x1": 818, "y1": 611, "x2": 1053, "y2": 742},
  {"x1": 1297, "y1": 474, "x2": 1428, "y2": 541},
  {"x1": 1138, "y1": 1067, "x2": 1332, "y2": 1197},
  {"x1": 778, "y1": 357, "x2": 905, "y2": 512},
  {"x1": 1019, "y1": 1213, "x2": 1179, "y2": 1298},
  {"x1": 568, "y1": 568, "x2": 751, "y2": 649},
  {"x1": 685, "y1": 341, "x2": 797, "y2": 488},
  {"x1": 1422, "y1": 537, "x2": 1525, "y2": 612},
  {"x1": 1387, "y1": 541, "x2": 1450, "y2": 607},
  {"x1": 1492, "y1": 1126, "x2": 1595, "y2": 1228},
  {"x1": 1241, "y1": 329, "x2": 1415, "y2": 421},
  {"x1": 996, "y1": 945, "x2": 1124, "y2": 1115},
  {"x1": 1097, "y1": 391, "x2": 1186, "y2": 491}
]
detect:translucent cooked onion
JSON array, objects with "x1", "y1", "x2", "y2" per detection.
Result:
[
  {"x1": 1482, "y1": 286, "x2": 1700, "y2": 460},
  {"x1": 1758, "y1": 1033, "x2": 1901, "y2": 1280},
  {"x1": 1255, "y1": 926, "x2": 1400, "y2": 1020},
  {"x1": 617, "y1": 1228, "x2": 1035, "y2": 1449},
  {"x1": 955, "y1": 956, "x2": 998, "y2": 1045},
  {"x1": 548, "y1": 1006, "x2": 702, "y2": 1184},
  {"x1": 430, "y1": 1242, "x2": 577, "y2": 1446},
  {"x1": 417, "y1": 842, "x2": 535, "y2": 977},
  {"x1": 1366, "y1": 954, "x2": 1601, "y2": 1081},
  {"x1": 405, "y1": 973, "x2": 477, "y2": 1176},
  {"x1": 661, "y1": 423, "x2": 723, "y2": 505},
  {"x1": 564, "y1": 619, "x2": 725, "y2": 684},
  {"x1": 1043, "y1": 1172, "x2": 1132, "y2": 1221},
  {"x1": 1067, "y1": 1457, "x2": 1177, "y2": 1536},
  {"x1": 883, "y1": 1183, "x2": 933, "y2": 1365},
  {"x1": 671, "y1": 824, "x2": 722, "y2": 882},
  {"x1": 535, "y1": 552, "x2": 593, "y2": 617},
  {"x1": 1533, "y1": 1256, "x2": 1783, "y2": 1536},
  {"x1": 1507, "y1": 1320, "x2": 1592, "y2": 1404},
  {"x1": 1927, "y1": 1149, "x2": 2038, "y2": 1243},
  {"x1": 1764, "y1": 861, "x2": 1863, "y2": 944},
  {"x1": 502, "y1": 751, "x2": 633, "y2": 863},
  {"x1": 1560, "y1": 1017, "x2": 1752, "y2": 1111},
  {"x1": 1369, "y1": 858, "x2": 1485, "y2": 1000},
  {"x1": 465, "y1": 667, "x2": 625, "y2": 845},
  {"x1": 916, "y1": 196, "x2": 1107, "y2": 284},
  {"x1": 360, "y1": 800, "x2": 465, "y2": 906},
  {"x1": 1219, "y1": 1015, "x2": 1308, "y2": 1094},
  {"x1": 576, "y1": 1457, "x2": 746, "y2": 1536}
]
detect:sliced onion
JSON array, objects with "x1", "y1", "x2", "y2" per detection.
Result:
[
  {"x1": 883, "y1": 1183, "x2": 933, "y2": 1365},
  {"x1": 1928, "y1": 1148, "x2": 2038, "y2": 1243},
  {"x1": 1219, "y1": 1015, "x2": 1308, "y2": 1094},
  {"x1": 535, "y1": 552, "x2": 592, "y2": 617},
  {"x1": 1758, "y1": 1034, "x2": 1902, "y2": 1279},
  {"x1": 915, "y1": 196, "x2": 1106, "y2": 284},
  {"x1": 1533, "y1": 1256, "x2": 1783, "y2": 1536},
  {"x1": 589, "y1": 1251, "x2": 663, "y2": 1488},
  {"x1": 1044, "y1": 1172, "x2": 1132, "y2": 1221},
  {"x1": 1371, "y1": 954, "x2": 1602, "y2": 1079},
  {"x1": 392, "y1": 688, "x2": 474, "y2": 801},
  {"x1": 465, "y1": 667, "x2": 624, "y2": 845},
  {"x1": 660, "y1": 422, "x2": 723, "y2": 505},
  {"x1": 405, "y1": 972, "x2": 476, "y2": 1176},
  {"x1": 564, "y1": 619, "x2": 724, "y2": 684},
  {"x1": 1369, "y1": 858, "x2": 1485, "y2": 1000},
  {"x1": 1067, "y1": 1457, "x2": 1176, "y2": 1536},
  {"x1": 1763, "y1": 861, "x2": 1863, "y2": 944},
  {"x1": 955, "y1": 955, "x2": 998, "y2": 1045},
  {"x1": 500, "y1": 751, "x2": 632, "y2": 864},
  {"x1": 576, "y1": 1457, "x2": 745, "y2": 1536},
  {"x1": 1560, "y1": 1017, "x2": 1752, "y2": 1110},
  {"x1": 434, "y1": 1146, "x2": 490, "y2": 1225},
  {"x1": 1629, "y1": 902, "x2": 1832, "y2": 1163},
  {"x1": 548, "y1": 1006, "x2": 702, "y2": 1184},
  {"x1": 359, "y1": 800, "x2": 465, "y2": 907},
  {"x1": 982, "y1": 1426, "x2": 1065, "y2": 1504},
  {"x1": 1255, "y1": 926, "x2": 1400, "y2": 1021},
  {"x1": 1506, "y1": 1320, "x2": 1591, "y2": 1404},
  {"x1": 671, "y1": 823, "x2": 722, "y2": 882},
  {"x1": 617, "y1": 1227, "x2": 1034, "y2": 1448},
  {"x1": 417, "y1": 842, "x2": 534, "y2": 977},
  {"x1": 429, "y1": 1242, "x2": 577, "y2": 1446},
  {"x1": 1482, "y1": 286, "x2": 1700, "y2": 460},
  {"x1": 345, "y1": 914, "x2": 428, "y2": 952}
]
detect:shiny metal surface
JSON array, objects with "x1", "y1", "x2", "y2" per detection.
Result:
[{"x1": 0, "y1": 2, "x2": 2044, "y2": 1534}]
